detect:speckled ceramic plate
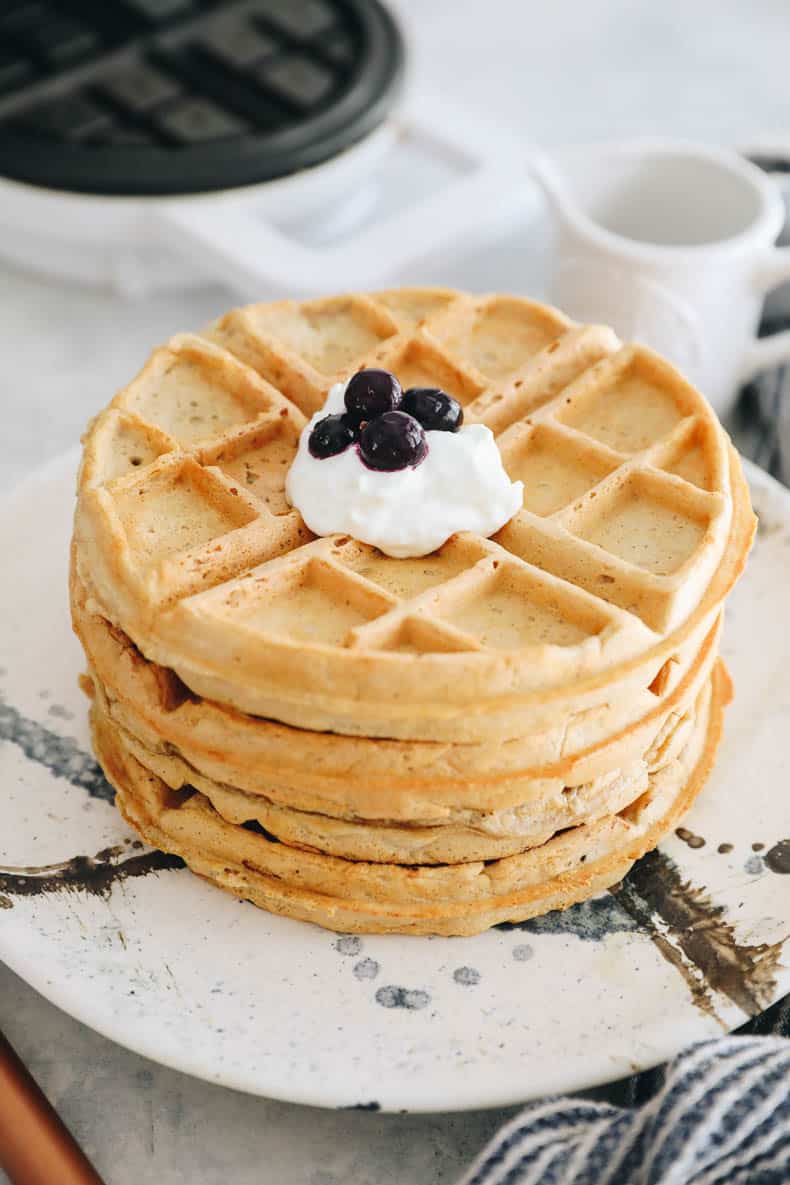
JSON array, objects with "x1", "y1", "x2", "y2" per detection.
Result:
[{"x1": 0, "y1": 450, "x2": 788, "y2": 1112}]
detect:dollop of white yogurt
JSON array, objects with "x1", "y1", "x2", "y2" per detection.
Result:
[{"x1": 285, "y1": 382, "x2": 523, "y2": 558}]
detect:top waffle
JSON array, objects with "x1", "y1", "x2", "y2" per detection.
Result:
[{"x1": 73, "y1": 289, "x2": 753, "y2": 741}]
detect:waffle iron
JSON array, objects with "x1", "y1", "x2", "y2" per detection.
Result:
[{"x1": 0, "y1": 0, "x2": 528, "y2": 295}]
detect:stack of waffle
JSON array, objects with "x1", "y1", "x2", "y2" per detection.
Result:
[{"x1": 71, "y1": 289, "x2": 755, "y2": 935}]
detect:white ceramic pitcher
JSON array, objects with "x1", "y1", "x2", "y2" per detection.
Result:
[{"x1": 531, "y1": 139, "x2": 790, "y2": 416}]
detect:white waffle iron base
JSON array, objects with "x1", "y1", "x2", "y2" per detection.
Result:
[{"x1": 0, "y1": 94, "x2": 534, "y2": 299}]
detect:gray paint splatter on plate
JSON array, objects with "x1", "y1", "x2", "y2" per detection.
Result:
[
  {"x1": 375, "y1": 986, "x2": 430, "y2": 1011},
  {"x1": 0, "y1": 701, "x2": 112, "y2": 802}
]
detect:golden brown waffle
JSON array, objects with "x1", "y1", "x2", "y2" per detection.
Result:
[
  {"x1": 74, "y1": 570, "x2": 720, "y2": 832},
  {"x1": 103, "y1": 702, "x2": 696, "y2": 865},
  {"x1": 91, "y1": 662, "x2": 728, "y2": 936},
  {"x1": 73, "y1": 289, "x2": 752, "y2": 742},
  {"x1": 70, "y1": 288, "x2": 752, "y2": 934}
]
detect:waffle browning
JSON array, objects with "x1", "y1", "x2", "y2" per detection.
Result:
[
  {"x1": 71, "y1": 289, "x2": 754, "y2": 934},
  {"x1": 74, "y1": 291, "x2": 740, "y2": 741}
]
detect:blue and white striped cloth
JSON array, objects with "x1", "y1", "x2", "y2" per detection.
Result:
[{"x1": 458, "y1": 1037, "x2": 790, "y2": 1185}]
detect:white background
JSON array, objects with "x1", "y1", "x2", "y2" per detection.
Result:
[{"x1": 2, "y1": 1, "x2": 788, "y2": 1181}]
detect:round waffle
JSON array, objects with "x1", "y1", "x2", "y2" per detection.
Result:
[
  {"x1": 72, "y1": 289, "x2": 754, "y2": 742},
  {"x1": 71, "y1": 287, "x2": 752, "y2": 934},
  {"x1": 100, "y1": 702, "x2": 695, "y2": 865},
  {"x1": 91, "y1": 662, "x2": 728, "y2": 936},
  {"x1": 74, "y1": 572, "x2": 720, "y2": 831}
]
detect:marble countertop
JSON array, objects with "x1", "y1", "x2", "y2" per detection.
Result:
[{"x1": 2, "y1": 1, "x2": 788, "y2": 1181}]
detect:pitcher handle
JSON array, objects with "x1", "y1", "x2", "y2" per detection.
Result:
[{"x1": 741, "y1": 245, "x2": 790, "y2": 382}]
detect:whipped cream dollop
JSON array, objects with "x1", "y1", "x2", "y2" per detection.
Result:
[{"x1": 285, "y1": 381, "x2": 523, "y2": 558}]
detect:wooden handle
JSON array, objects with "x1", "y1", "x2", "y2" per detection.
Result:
[{"x1": 0, "y1": 1032, "x2": 106, "y2": 1185}]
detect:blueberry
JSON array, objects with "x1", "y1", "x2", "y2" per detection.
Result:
[
  {"x1": 359, "y1": 411, "x2": 427, "y2": 471},
  {"x1": 402, "y1": 387, "x2": 463, "y2": 432},
  {"x1": 308, "y1": 413, "x2": 357, "y2": 459},
  {"x1": 344, "y1": 368, "x2": 402, "y2": 424}
]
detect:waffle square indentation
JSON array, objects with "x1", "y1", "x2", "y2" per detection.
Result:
[
  {"x1": 89, "y1": 413, "x2": 171, "y2": 484},
  {"x1": 657, "y1": 421, "x2": 715, "y2": 490},
  {"x1": 123, "y1": 354, "x2": 264, "y2": 445},
  {"x1": 432, "y1": 297, "x2": 567, "y2": 381},
  {"x1": 380, "y1": 339, "x2": 484, "y2": 406},
  {"x1": 244, "y1": 297, "x2": 398, "y2": 376},
  {"x1": 505, "y1": 426, "x2": 617, "y2": 516},
  {"x1": 336, "y1": 538, "x2": 477, "y2": 600},
  {"x1": 231, "y1": 558, "x2": 391, "y2": 646},
  {"x1": 112, "y1": 460, "x2": 257, "y2": 567},
  {"x1": 372, "y1": 289, "x2": 457, "y2": 330},
  {"x1": 558, "y1": 362, "x2": 684, "y2": 453},
  {"x1": 436, "y1": 565, "x2": 601, "y2": 649},
  {"x1": 203, "y1": 418, "x2": 301, "y2": 515},
  {"x1": 572, "y1": 474, "x2": 707, "y2": 575}
]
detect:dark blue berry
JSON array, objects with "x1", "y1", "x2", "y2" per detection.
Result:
[
  {"x1": 344, "y1": 368, "x2": 402, "y2": 425},
  {"x1": 402, "y1": 387, "x2": 463, "y2": 432},
  {"x1": 308, "y1": 413, "x2": 357, "y2": 459},
  {"x1": 359, "y1": 411, "x2": 427, "y2": 471}
]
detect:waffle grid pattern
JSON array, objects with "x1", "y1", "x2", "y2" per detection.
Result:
[
  {"x1": 70, "y1": 288, "x2": 753, "y2": 932},
  {"x1": 79, "y1": 290, "x2": 731, "y2": 681}
]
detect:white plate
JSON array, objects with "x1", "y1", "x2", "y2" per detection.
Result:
[{"x1": 1, "y1": 450, "x2": 788, "y2": 1113}]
